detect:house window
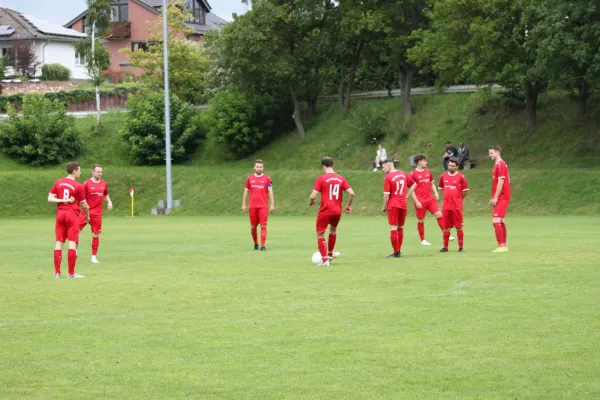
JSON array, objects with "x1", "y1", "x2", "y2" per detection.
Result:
[
  {"x1": 75, "y1": 51, "x2": 86, "y2": 66},
  {"x1": 132, "y1": 41, "x2": 157, "y2": 52},
  {"x1": 111, "y1": 1, "x2": 129, "y2": 22},
  {"x1": 187, "y1": 0, "x2": 206, "y2": 25},
  {"x1": 2, "y1": 47, "x2": 14, "y2": 67}
]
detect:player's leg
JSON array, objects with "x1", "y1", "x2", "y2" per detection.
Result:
[
  {"x1": 492, "y1": 201, "x2": 509, "y2": 252},
  {"x1": 66, "y1": 215, "x2": 85, "y2": 278},
  {"x1": 397, "y1": 208, "x2": 408, "y2": 254},
  {"x1": 440, "y1": 211, "x2": 453, "y2": 252},
  {"x1": 259, "y1": 208, "x2": 268, "y2": 250},
  {"x1": 54, "y1": 214, "x2": 67, "y2": 278},
  {"x1": 455, "y1": 210, "x2": 464, "y2": 251},
  {"x1": 327, "y1": 215, "x2": 341, "y2": 260},
  {"x1": 315, "y1": 214, "x2": 330, "y2": 265},
  {"x1": 433, "y1": 204, "x2": 454, "y2": 241},
  {"x1": 90, "y1": 215, "x2": 102, "y2": 263},
  {"x1": 249, "y1": 208, "x2": 259, "y2": 250},
  {"x1": 386, "y1": 208, "x2": 400, "y2": 258},
  {"x1": 415, "y1": 201, "x2": 429, "y2": 245}
]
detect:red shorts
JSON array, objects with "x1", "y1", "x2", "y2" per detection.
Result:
[
  {"x1": 316, "y1": 213, "x2": 341, "y2": 234},
  {"x1": 442, "y1": 210, "x2": 464, "y2": 229},
  {"x1": 249, "y1": 207, "x2": 268, "y2": 226},
  {"x1": 493, "y1": 199, "x2": 510, "y2": 219},
  {"x1": 387, "y1": 207, "x2": 408, "y2": 226},
  {"x1": 79, "y1": 213, "x2": 103, "y2": 234},
  {"x1": 55, "y1": 211, "x2": 81, "y2": 243},
  {"x1": 414, "y1": 199, "x2": 440, "y2": 219}
]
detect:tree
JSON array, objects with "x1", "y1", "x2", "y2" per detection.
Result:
[
  {"x1": 122, "y1": 0, "x2": 210, "y2": 104},
  {"x1": 74, "y1": 0, "x2": 111, "y2": 125},
  {"x1": 410, "y1": 0, "x2": 546, "y2": 131},
  {"x1": 534, "y1": 0, "x2": 600, "y2": 119},
  {"x1": 13, "y1": 40, "x2": 40, "y2": 78}
]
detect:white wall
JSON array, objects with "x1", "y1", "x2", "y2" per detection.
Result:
[{"x1": 35, "y1": 40, "x2": 89, "y2": 80}]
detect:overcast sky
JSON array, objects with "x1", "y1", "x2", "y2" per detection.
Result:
[{"x1": 1, "y1": 0, "x2": 248, "y2": 25}]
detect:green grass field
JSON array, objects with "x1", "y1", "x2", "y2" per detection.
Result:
[{"x1": 1, "y1": 216, "x2": 599, "y2": 399}]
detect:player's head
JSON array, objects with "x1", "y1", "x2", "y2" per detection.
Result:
[
  {"x1": 254, "y1": 159, "x2": 264, "y2": 174},
  {"x1": 445, "y1": 141, "x2": 452, "y2": 148},
  {"x1": 321, "y1": 156, "x2": 334, "y2": 170},
  {"x1": 414, "y1": 154, "x2": 427, "y2": 168},
  {"x1": 382, "y1": 159, "x2": 395, "y2": 174},
  {"x1": 67, "y1": 162, "x2": 81, "y2": 178},
  {"x1": 488, "y1": 145, "x2": 501, "y2": 161},
  {"x1": 447, "y1": 157, "x2": 459, "y2": 173},
  {"x1": 92, "y1": 164, "x2": 103, "y2": 180}
]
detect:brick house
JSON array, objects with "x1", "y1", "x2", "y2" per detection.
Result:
[{"x1": 64, "y1": 0, "x2": 226, "y2": 81}]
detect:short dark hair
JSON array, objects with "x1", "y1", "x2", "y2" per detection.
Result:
[
  {"x1": 321, "y1": 156, "x2": 334, "y2": 168},
  {"x1": 448, "y1": 157, "x2": 459, "y2": 166},
  {"x1": 445, "y1": 141, "x2": 452, "y2": 145},
  {"x1": 255, "y1": 159, "x2": 264, "y2": 165},
  {"x1": 414, "y1": 154, "x2": 427, "y2": 164},
  {"x1": 383, "y1": 158, "x2": 394, "y2": 165},
  {"x1": 488, "y1": 145, "x2": 502, "y2": 153},
  {"x1": 92, "y1": 163, "x2": 102, "y2": 171},
  {"x1": 67, "y1": 162, "x2": 80, "y2": 174}
]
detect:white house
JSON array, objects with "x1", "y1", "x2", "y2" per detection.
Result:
[{"x1": 0, "y1": 8, "x2": 88, "y2": 80}]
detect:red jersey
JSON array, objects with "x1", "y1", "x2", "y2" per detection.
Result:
[
  {"x1": 83, "y1": 178, "x2": 108, "y2": 214},
  {"x1": 410, "y1": 168, "x2": 434, "y2": 201},
  {"x1": 438, "y1": 172, "x2": 469, "y2": 210},
  {"x1": 313, "y1": 173, "x2": 351, "y2": 215},
  {"x1": 384, "y1": 170, "x2": 415, "y2": 209},
  {"x1": 492, "y1": 159, "x2": 511, "y2": 200},
  {"x1": 49, "y1": 178, "x2": 86, "y2": 215},
  {"x1": 245, "y1": 174, "x2": 272, "y2": 208}
]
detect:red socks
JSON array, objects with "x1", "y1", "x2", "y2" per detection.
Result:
[
  {"x1": 92, "y1": 237, "x2": 99, "y2": 256},
  {"x1": 501, "y1": 222, "x2": 507, "y2": 246},
  {"x1": 437, "y1": 217, "x2": 445, "y2": 231},
  {"x1": 327, "y1": 234, "x2": 337, "y2": 256},
  {"x1": 457, "y1": 229, "x2": 464, "y2": 248},
  {"x1": 251, "y1": 228, "x2": 258, "y2": 245},
  {"x1": 68, "y1": 249, "x2": 77, "y2": 276},
  {"x1": 53, "y1": 250, "x2": 62, "y2": 274},
  {"x1": 397, "y1": 228, "x2": 404, "y2": 252},
  {"x1": 318, "y1": 237, "x2": 327, "y2": 262},
  {"x1": 260, "y1": 227, "x2": 267, "y2": 247},
  {"x1": 493, "y1": 223, "x2": 503, "y2": 247},
  {"x1": 417, "y1": 222, "x2": 425, "y2": 241},
  {"x1": 390, "y1": 230, "x2": 399, "y2": 252},
  {"x1": 443, "y1": 231, "x2": 450, "y2": 249}
]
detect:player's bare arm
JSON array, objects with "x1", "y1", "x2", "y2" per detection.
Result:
[
  {"x1": 408, "y1": 184, "x2": 422, "y2": 209},
  {"x1": 242, "y1": 189, "x2": 249, "y2": 212},
  {"x1": 268, "y1": 187, "x2": 275, "y2": 213},
  {"x1": 48, "y1": 194, "x2": 75, "y2": 204},
  {"x1": 490, "y1": 178, "x2": 504, "y2": 206},
  {"x1": 382, "y1": 193, "x2": 390, "y2": 212},
  {"x1": 309, "y1": 190, "x2": 318, "y2": 207},
  {"x1": 80, "y1": 201, "x2": 91, "y2": 222},
  {"x1": 345, "y1": 188, "x2": 355, "y2": 214},
  {"x1": 105, "y1": 194, "x2": 113, "y2": 211},
  {"x1": 462, "y1": 189, "x2": 470, "y2": 199},
  {"x1": 431, "y1": 182, "x2": 440, "y2": 200}
]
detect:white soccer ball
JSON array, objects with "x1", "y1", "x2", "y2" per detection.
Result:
[{"x1": 312, "y1": 252, "x2": 322, "y2": 265}]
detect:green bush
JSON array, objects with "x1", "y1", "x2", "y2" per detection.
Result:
[
  {"x1": 0, "y1": 55, "x2": 7, "y2": 80},
  {"x1": 201, "y1": 90, "x2": 276, "y2": 159},
  {"x1": 41, "y1": 64, "x2": 71, "y2": 81},
  {"x1": 353, "y1": 105, "x2": 389, "y2": 144},
  {"x1": 121, "y1": 90, "x2": 206, "y2": 165},
  {"x1": 0, "y1": 95, "x2": 81, "y2": 166}
]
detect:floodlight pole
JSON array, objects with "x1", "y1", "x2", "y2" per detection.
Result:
[{"x1": 163, "y1": 0, "x2": 173, "y2": 210}]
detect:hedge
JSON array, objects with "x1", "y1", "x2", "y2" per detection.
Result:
[{"x1": 0, "y1": 85, "x2": 141, "y2": 113}]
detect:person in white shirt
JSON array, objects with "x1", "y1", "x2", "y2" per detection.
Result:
[{"x1": 373, "y1": 144, "x2": 388, "y2": 172}]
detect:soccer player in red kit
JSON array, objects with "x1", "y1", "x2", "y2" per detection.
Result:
[
  {"x1": 48, "y1": 162, "x2": 90, "y2": 279},
  {"x1": 438, "y1": 157, "x2": 469, "y2": 253},
  {"x1": 309, "y1": 156, "x2": 355, "y2": 266},
  {"x1": 489, "y1": 145, "x2": 511, "y2": 252},
  {"x1": 410, "y1": 154, "x2": 452, "y2": 246},
  {"x1": 242, "y1": 159, "x2": 275, "y2": 250},
  {"x1": 79, "y1": 164, "x2": 113, "y2": 263},
  {"x1": 382, "y1": 159, "x2": 418, "y2": 258}
]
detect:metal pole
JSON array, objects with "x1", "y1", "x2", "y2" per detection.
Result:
[{"x1": 163, "y1": 0, "x2": 173, "y2": 210}]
